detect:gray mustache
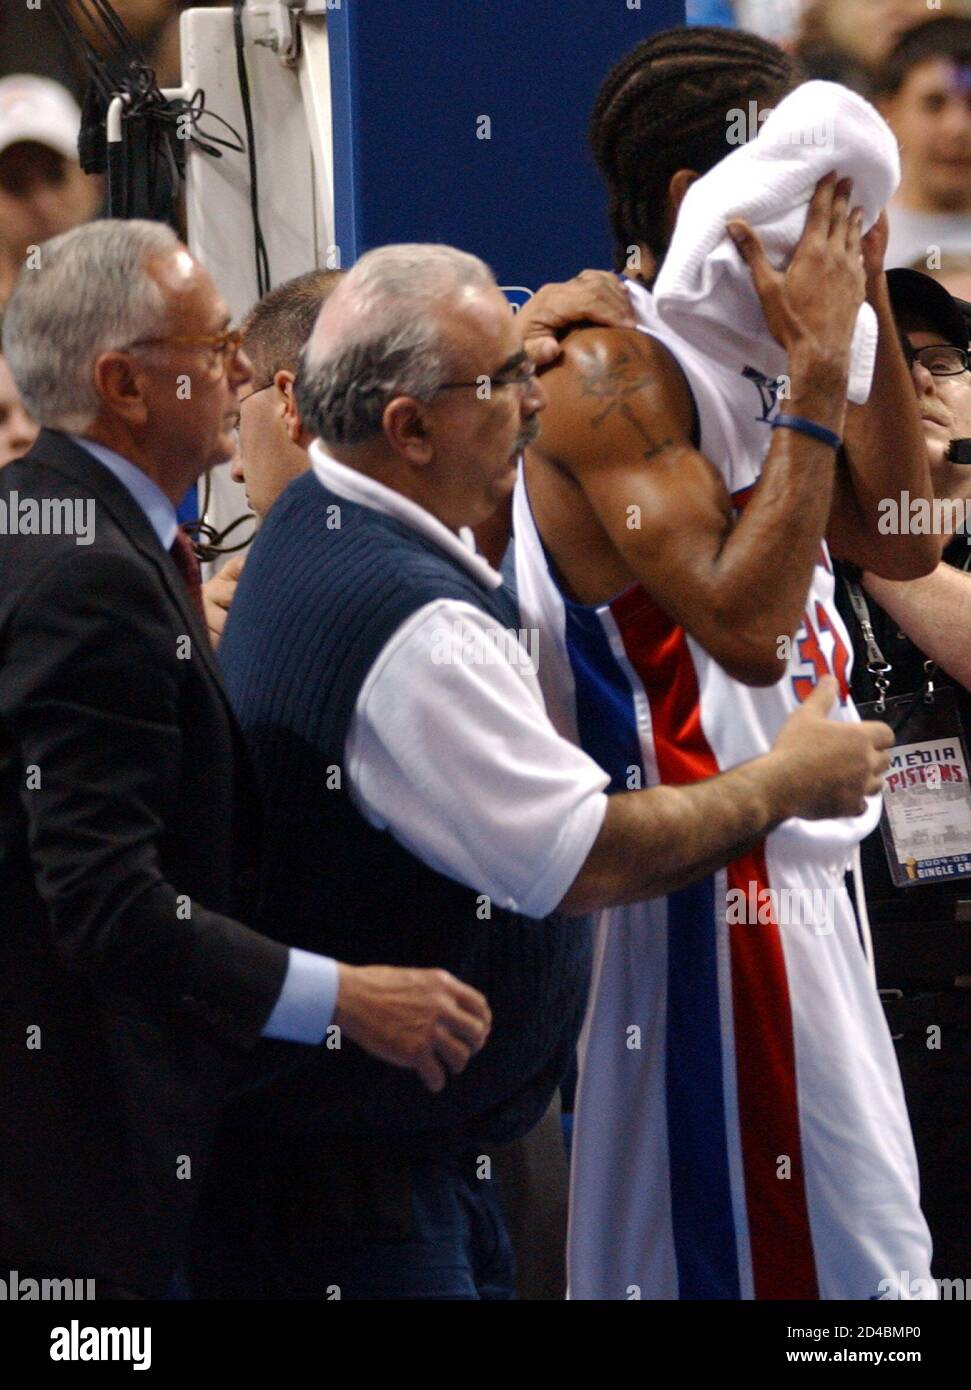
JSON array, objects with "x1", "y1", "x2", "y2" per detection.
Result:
[{"x1": 514, "y1": 419, "x2": 541, "y2": 453}]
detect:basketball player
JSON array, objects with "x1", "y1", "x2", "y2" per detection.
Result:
[{"x1": 515, "y1": 28, "x2": 938, "y2": 1300}]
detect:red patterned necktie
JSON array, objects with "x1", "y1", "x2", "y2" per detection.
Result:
[{"x1": 169, "y1": 526, "x2": 206, "y2": 624}]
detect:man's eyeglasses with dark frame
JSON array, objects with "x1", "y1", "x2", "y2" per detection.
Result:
[{"x1": 901, "y1": 341, "x2": 971, "y2": 377}]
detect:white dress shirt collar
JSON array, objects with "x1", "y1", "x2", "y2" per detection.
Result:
[
  {"x1": 69, "y1": 435, "x2": 179, "y2": 551},
  {"x1": 310, "y1": 440, "x2": 503, "y2": 592}
]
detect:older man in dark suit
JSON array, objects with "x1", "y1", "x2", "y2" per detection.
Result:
[{"x1": 0, "y1": 220, "x2": 490, "y2": 1297}]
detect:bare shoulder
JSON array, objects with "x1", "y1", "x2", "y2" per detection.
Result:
[{"x1": 534, "y1": 326, "x2": 695, "y2": 469}]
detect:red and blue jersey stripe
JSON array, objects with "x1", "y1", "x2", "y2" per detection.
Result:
[{"x1": 562, "y1": 579, "x2": 818, "y2": 1298}]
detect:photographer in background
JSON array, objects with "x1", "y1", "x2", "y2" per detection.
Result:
[{"x1": 835, "y1": 268, "x2": 971, "y2": 1279}]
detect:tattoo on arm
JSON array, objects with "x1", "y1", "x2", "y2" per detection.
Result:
[
  {"x1": 618, "y1": 403, "x2": 672, "y2": 462},
  {"x1": 578, "y1": 342, "x2": 672, "y2": 461}
]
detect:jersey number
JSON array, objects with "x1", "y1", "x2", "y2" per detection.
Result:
[{"x1": 791, "y1": 602, "x2": 850, "y2": 703}]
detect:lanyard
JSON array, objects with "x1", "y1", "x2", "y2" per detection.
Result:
[
  {"x1": 842, "y1": 577, "x2": 897, "y2": 714},
  {"x1": 845, "y1": 546, "x2": 971, "y2": 712},
  {"x1": 844, "y1": 560, "x2": 971, "y2": 893}
]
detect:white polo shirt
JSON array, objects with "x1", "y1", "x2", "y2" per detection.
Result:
[{"x1": 311, "y1": 443, "x2": 610, "y2": 919}]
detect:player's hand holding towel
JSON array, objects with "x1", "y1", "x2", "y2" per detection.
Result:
[{"x1": 653, "y1": 81, "x2": 900, "y2": 404}]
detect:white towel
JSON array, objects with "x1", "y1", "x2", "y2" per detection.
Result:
[{"x1": 652, "y1": 81, "x2": 900, "y2": 405}]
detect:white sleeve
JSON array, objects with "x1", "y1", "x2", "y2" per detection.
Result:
[{"x1": 345, "y1": 599, "x2": 609, "y2": 918}]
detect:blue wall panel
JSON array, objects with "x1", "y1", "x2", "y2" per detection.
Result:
[{"x1": 327, "y1": 1, "x2": 686, "y2": 292}]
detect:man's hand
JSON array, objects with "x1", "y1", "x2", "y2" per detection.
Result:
[
  {"x1": 559, "y1": 674, "x2": 892, "y2": 914},
  {"x1": 770, "y1": 676, "x2": 892, "y2": 821},
  {"x1": 202, "y1": 552, "x2": 247, "y2": 648},
  {"x1": 333, "y1": 964, "x2": 492, "y2": 1094},
  {"x1": 518, "y1": 269, "x2": 635, "y2": 367},
  {"x1": 727, "y1": 174, "x2": 866, "y2": 376}
]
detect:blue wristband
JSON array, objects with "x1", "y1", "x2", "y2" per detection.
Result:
[{"x1": 771, "y1": 413, "x2": 842, "y2": 452}]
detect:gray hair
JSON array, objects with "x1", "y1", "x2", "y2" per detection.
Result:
[
  {"x1": 295, "y1": 243, "x2": 496, "y2": 446},
  {"x1": 3, "y1": 219, "x2": 180, "y2": 432}
]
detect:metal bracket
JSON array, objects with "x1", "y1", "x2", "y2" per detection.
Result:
[{"x1": 244, "y1": 1, "x2": 301, "y2": 66}]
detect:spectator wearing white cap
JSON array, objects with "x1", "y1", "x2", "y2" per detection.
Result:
[{"x1": 0, "y1": 75, "x2": 101, "y2": 304}]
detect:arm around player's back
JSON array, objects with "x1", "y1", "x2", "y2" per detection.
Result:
[{"x1": 343, "y1": 602, "x2": 891, "y2": 920}]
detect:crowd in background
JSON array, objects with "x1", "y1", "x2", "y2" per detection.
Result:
[{"x1": 2, "y1": 2, "x2": 971, "y2": 464}]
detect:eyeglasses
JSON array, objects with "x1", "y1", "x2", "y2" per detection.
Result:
[
  {"x1": 123, "y1": 328, "x2": 246, "y2": 375},
  {"x1": 240, "y1": 380, "x2": 275, "y2": 402},
  {"x1": 435, "y1": 358, "x2": 539, "y2": 395},
  {"x1": 904, "y1": 343, "x2": 970, "y2": 377},
  {"x1": 231, "y1": 380, "x2": 276, "y2": 445}
]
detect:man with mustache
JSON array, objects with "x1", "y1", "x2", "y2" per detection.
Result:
[
  {"x1": 201, "y1": 266, "x2": 636, "y2": 645},
  {"x1": 200, "y1": 262, "x2": 635, "y2": 1297},
  {"x1": 192, "y1": 241, "x2": 893, "y2": 1301}
]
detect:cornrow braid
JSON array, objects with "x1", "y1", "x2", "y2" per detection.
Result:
[{"x1": 591, "y1": 25, "x2": 804, "y2": 270}]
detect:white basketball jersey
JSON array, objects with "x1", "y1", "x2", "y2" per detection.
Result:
[{"x1": 514, "y1": 278, "x2": 933, "y2": 1300}]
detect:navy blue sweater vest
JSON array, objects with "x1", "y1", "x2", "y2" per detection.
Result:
[{"x1": 219, "y1": 470, "x2": 592, "y2": 1151}]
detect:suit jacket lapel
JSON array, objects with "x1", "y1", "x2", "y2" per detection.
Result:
[{"x1": 25, "y1": 430, "x2": 231, "y2": 706}]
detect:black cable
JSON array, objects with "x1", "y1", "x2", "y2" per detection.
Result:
[
  {"x1": 183, "y1": 470, "x2": 256, "y2": 562},
  {"x1": 48, "y1": 0, "x2": 262, "y2": 555},
  {"x1": 48, "y1": 0, "x2": 248, "y2": 226},
  {"x1": 47, "y1": 1, "x2": 115, "y2": 101},
  {"x1": 162, "y1": 91, "x2": 245, "y2": 159},
  {"x1": 188, "y1": 514, "x2": 257, "y2": 562},
  {"x1": 72, "y1": 0, "x2": 141, "y2": 58},
  {"x1": 232, "y1": 0, "x2": 271, "y2": 296}
]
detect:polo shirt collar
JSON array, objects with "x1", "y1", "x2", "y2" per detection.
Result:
[{"x1": 310, "y1": 440, "x2": 503, "y2": 592}]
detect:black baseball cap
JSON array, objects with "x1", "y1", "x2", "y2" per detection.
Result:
[
  {"x1": 886, "y1": 268, "x2": 969, "y2": 350},
  {"x1": 959, "y1": 296, "x2": 971, "y2": 342}
]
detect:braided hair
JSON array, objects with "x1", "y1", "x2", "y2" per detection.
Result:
[{"x1": 591, "y1": 26, "x2": 804, "y2": 270}]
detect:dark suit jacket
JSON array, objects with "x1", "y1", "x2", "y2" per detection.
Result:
[{"x1": 0, "y1": 430, "x2": 289, "y2": 1295}]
